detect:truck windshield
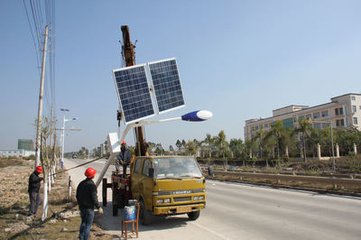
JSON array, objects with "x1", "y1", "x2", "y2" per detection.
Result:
[{"x1": 153, "y1": 157, "x2": 203, "y2": 179}]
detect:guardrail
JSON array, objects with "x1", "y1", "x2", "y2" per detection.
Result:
[{"x1": 209, "y1": 170, "x2": 361, "y2": 192}]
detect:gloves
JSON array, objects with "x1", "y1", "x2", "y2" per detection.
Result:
[
  {"x1": 39, "y1": 177, "x2": 44, "y2": 181},
  {"x1": 98, "y1": 207, "x2": 104, "y2": 214}
]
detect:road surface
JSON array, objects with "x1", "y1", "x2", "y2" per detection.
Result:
[{"x1": 64, "y1": 158, "x2": 361, "y2": 240}]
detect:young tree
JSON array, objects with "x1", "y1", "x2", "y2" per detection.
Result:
[{"x1": 293, "y1": 119, "x2": 313, "y2": 162}]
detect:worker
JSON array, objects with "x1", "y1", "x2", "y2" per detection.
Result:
[
  {"x1": 116, "y1": 140, "x2": 131, "y2": 177},
  {"x1": 28, "y1": 165, "x2": 43, "y2": 216},
  {"x1": 76, "y1": 167, "x2": 103, "y2": 240}
]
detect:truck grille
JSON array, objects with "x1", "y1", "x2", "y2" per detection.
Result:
[{"x1": 174, "y1": 196, "x2": 191, "y2": 202}]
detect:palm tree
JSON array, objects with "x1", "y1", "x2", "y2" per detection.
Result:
[
  {"x1": 229, "y1": 138, "x2": 244, "y2": 160},
  {"x1": 202, "y1": 134, "x2": 214, "y2": 158},
  {"x1": 216, "y1": 130, "x2": 229, "y2": 170},
  {"x1": 264, "y1": 121, "x2": 285, "y2": 159},
  {"x1": 293, "y1": 118, "x2": 313, "y2": 162}
]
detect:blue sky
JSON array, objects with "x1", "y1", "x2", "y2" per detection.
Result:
[{"x1": 1, "y1": 0, "x2": 361, "y2": 152}]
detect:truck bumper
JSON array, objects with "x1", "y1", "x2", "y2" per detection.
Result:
[{"x1": 153, "y1": 203, "x2": 205, "y2": 215}]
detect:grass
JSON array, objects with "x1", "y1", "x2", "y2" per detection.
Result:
[
  {"x1": 0, "y1": 158, "x2": 113, "y2": 240},
  {"x1": 0, "y1": 157, "x2": 26, "y2": 168}
]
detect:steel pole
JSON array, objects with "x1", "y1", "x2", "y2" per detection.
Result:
[{"x1": 61, "y1": 115, "x2": 66, "y2": 169}]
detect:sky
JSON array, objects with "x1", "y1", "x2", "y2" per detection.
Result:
[{"x1": 1, "y1": 0, "x2": 361, "y2": 152}]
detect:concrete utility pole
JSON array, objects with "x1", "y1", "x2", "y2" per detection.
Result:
[
  {"x1": 35, "y1": 25, "x2": 49, "y2": 167},
  {"x1": 121, "y1": 25, "x2": 147, "y2": 156}
]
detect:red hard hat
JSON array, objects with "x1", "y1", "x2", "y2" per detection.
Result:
[
  {"x1": 36, "y1": 166, "x2": 43, "y2": 173},
  {"x1": 121, "y1": 140, "x2": 126, "y2": 145},
  {"x1": 85, "y1": 167, "x2": 96, "y2": 179}
]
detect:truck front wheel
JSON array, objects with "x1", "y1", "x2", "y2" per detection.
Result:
[{"x1": 187, "y1": 210, "x2": 200, "y2": 221}]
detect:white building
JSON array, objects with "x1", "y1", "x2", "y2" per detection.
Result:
[
  {"x1": 0, "y1": 149, "x2": 35, "y2": 157},
  {"x1": 244, "y1": 93, "x2": 361, "y2": 140}
]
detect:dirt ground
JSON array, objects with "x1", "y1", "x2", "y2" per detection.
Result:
[{"x1": 0, "y1": 157, "x2": 115, "y2": 240}]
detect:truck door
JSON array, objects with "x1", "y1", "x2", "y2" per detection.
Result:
[
  {"x1": 140, "y1": 159, "x2": 154, "y2": 211},
  {"x1": 131, "y1": 158, "x2": 143, "y2": 200}
]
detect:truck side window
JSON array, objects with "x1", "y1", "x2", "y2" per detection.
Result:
[
  {"x1": 134, "y1": 159, "x2": 142, "y2": 174},
  {"x1": 142, "y1": 160, "x2": 151, "y2": 176}
]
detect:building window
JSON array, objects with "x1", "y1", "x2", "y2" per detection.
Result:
[
  {"x1": 353, "y1": 117, "x2": 358, "y2": 125},
  {"x1": 335, "y1": 107, "x2": 343, "y2": 116},
  {"x1": 336, "y1": 119, "x2": 345, "y2": 127},
  {"x1": 352, "y1": 105, "x2": 357, "y2": 113},
  {"x1": 306, "y1": 114, "x2": 312, "y2": 120},
  {"x1": 351, "y1": 96, "x2": 356, "y2": 101},
  {"x1": 313, "y1": 112, "x2": 320, "y2": 119},
  {"x1": 321, "y1": 110, "x2": 328, "y2": 117}
]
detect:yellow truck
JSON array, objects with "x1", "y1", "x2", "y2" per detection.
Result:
[{"x1": 103, "y1": 155, "x2": 206, "y2": 225}]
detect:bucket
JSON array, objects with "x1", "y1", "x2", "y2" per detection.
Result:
[{"x1": 123, "y1": 206, "x2": 136, "y2": 221}]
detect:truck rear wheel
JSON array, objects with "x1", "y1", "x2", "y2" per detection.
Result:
[
  {"x1": 187, "y1": 210, "x2": 200, "y2": 221},
  {"x1": 140, "y1": 199, "x2": 152, "y2": 225}
]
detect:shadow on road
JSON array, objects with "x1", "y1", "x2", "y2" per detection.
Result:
[{"x1": 95, "y1": 201, "x2": 189, "y2": 233}]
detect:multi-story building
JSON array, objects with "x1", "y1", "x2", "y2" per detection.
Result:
[
  {"x1": 18, "y1": 139, "x2": 34, "y2": 151},
  {"x1": 244, "y1": 93, "x2": 361, "y2": 140}
]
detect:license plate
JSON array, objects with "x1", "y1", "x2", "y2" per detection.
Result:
[{"x1": 177, "y1": 206, "x2": 191, "y2": 213}]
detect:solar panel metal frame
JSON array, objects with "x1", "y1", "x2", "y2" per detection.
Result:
[
  {"x1": 148, "y1": 58, "x2": 185, "y2": 114},
  {"x1": 113, "y1": 64, "x2": 155, "y2": 124}
]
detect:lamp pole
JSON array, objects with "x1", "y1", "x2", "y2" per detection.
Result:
[
  {"x1": 60, "y1": 109, "x2": 77, "y2": 169},
  {"x1": 60, "y1": 109, "x2": 69, "y2": 168}
]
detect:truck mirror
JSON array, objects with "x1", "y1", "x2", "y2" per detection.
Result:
[{"x1": 148, "y1": 168, "x2": 154, "y2": 178}]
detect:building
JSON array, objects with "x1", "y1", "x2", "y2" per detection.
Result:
[
  {"x1": 244, "y1": 93, "x2": 361, "y2": 140},
  {"x1": 0, "y1": 149, "x2": 35, "y2": 157},
  {"x1": 18, "y1": 139, "x2": 34, "y2": 151}
]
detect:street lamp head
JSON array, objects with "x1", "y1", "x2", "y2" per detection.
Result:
[
  {"x1": 60, "y1": 108, "x2": 70, "y2": 112},
  {"x1": 181, "y1": 110, "x2": 213, "y2": 122}
]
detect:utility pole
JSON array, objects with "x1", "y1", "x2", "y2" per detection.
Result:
[
  {"x1": 121, "y1": 25, "x2": 147, "y2": 156},
  {"x1": 35, "y1": 25, "x2": 49, "y2": 167}
]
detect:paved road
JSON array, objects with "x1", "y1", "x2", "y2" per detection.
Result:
[{"x1": 64, "y1": 158, "x2": 361, "y2": 240}]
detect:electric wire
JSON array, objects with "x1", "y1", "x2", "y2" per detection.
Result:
[{"x1": 22, "y1": 0, "x2": 41, "y2": 73}]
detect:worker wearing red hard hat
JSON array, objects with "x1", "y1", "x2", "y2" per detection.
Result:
[
  {"x1": 76, "y1": 167, "x2": 103, "y2": 240},
  {"x1": 28, "y1": 165, "x2": 44, "y2": 216},
  {"x1": 116, "y1": 140, "x2": 131, "y2": 176}
]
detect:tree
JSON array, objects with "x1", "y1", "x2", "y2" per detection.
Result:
[
  {"x1": 202, "y1": 134, "x2": 214, "y2": 158},
  {"x1": 176, "y1": 139, "x2": 182, "y2": 152},
  {"x1": 215, "y1": 130, "x2": 229, "y2": 169},
  {"x1": 185, "y1": 140, "x2": 198, "y2": 156},
  {"x1": 155, "y1": 143, "x2": 164, "y2": 155},
  {"x1": 229, "y1": 138, "x2": 244, "y2": 159},
  {"x1": 293, "y1": 119, "x2": 313, "y2": 162}
]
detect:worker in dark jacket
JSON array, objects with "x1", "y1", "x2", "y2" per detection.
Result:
[
  {"x1": 28, "y1": 166, "x2": 43, "y2": 216},
  {"x1": 116, "y1": 140, "x2": 131, "y2": 176},
  {"x1": 76, "y1": 167, "x2": 103, "y2": 240}
]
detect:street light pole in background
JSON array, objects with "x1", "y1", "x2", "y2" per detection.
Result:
[{"x1": 60, "y1": 109, "x2": 77, "y2": 168}]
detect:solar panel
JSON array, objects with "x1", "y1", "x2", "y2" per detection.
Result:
[
  {"x1": 149, "y1": 59, "x2": 185, "y2": 113},
  {"x1": 113, "y1": 65, "x2": 155, "y2": 124}
]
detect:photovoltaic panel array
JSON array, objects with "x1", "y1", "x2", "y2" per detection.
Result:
[
  {"x1": 113, "y1": 65, "x2": 155, "y2": 123},
  {"x1": 149, "y1": 59, "x2": 185, "y2": 113}
]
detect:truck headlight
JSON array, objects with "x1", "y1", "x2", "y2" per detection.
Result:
[
  {"x1": 156, "y1": 198, "x2": 171, "y2": 204},
  {"x1": 194, "y1": 196, "x2": 204, "y2": 201}
]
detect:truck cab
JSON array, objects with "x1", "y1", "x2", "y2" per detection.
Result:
[{"x1": 131, "y1": 156, "x2": 206, "y2": 225}]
